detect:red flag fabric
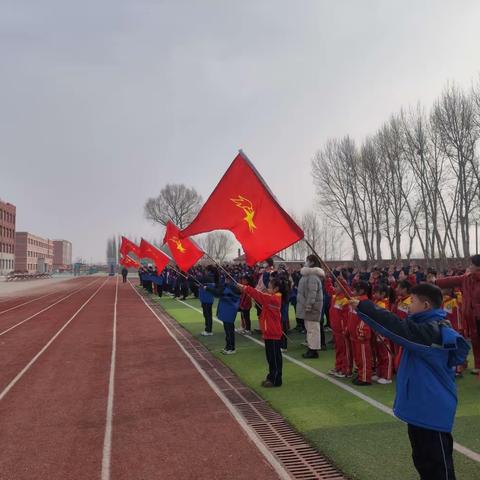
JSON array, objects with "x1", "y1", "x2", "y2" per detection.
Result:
[
  {"x1": 163, "y1": 221, "x2": 204, "y2": 272},
  {"x1": 120, "y1": 236, "x2": 141, "y2": 259},
  {"x1": 139, "y1": 239, "x2": 170, "y2": 273},
  {"x1": 180, "y1": 151, "x2": 304, "y2": 265},
  {"x1": 120, "y1": 255, "x2": 140, "y2": 269}
]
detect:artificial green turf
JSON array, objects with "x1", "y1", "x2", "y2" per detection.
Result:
[{"x1": 149, "y1": 292, "x2": 480, "y2": 480}]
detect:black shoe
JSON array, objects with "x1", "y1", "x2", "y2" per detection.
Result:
[
  {"x1": 302, "y1": 349, "x2": 319, "y2": 359},
  {"x1": 261, "y1": 380, "x2": 275, "y2": 388},
  {"x1": 352, "y1": 378, "x2": 371, "y2": 386}
]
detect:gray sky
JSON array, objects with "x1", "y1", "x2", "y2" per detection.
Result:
[{"x1": 1, "y1": 1, "x2": 480, "y2": 262}]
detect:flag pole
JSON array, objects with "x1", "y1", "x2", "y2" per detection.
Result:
[
  {"x1": 202, "y1": 252, "x2": 238, "y2": 283},
  {"x1": 303, "y1": 238, "x2": 351, "y2": 299},
  {"x1": 171, "y1": 265, "x2": 203, "y2": 287}
]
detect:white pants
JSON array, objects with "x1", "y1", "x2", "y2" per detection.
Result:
[{"x1": 305, "y1": 320, "x2": 321, "y2": 350}]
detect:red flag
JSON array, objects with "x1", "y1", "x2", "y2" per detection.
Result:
[
  {"x1": 139, "y1": 238, "x2": 170, "y2": 273},
  {"x1": 120, "y1": 255, "x2": 140, "y2": 269},
  {"x1": 180, "y1": 151, "x2": 304, "y2": 265},
  {"x1": 120, "y1": 236, "x2": 141, "y2": 259},
  {"x1": 163, "y1": 221, "x2": 204, "y2": 271}
]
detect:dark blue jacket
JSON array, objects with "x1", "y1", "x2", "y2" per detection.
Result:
[
  {"x1": 199, "y1": 283, "x2": 215, "y2": 304},
  {"x1": 199, "y1": 274, "x2": 215, "y2": 304},
  {"x1": 206, "y1": 284, "x2": 240, "y2": 324},
  {"x1": 358, "y1": 301, "x2": 470, "y2": 432}
]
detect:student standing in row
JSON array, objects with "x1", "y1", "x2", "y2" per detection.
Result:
[
  {"x1": 238, "y1": 276, "x2": 287, "y2": 387},
  {"x1": 199, "y1": 266, "x2": 218, "y2": 337}
]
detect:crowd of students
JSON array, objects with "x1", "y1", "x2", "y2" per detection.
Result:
[{"x1": 138, "y1": 256, "x2": 479, "y2": 387}]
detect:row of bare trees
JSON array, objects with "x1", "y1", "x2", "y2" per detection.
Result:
[{"x1": 312, "y1": 81, "x2": 480, "y2": 264}]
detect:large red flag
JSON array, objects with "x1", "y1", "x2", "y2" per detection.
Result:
[
  {"x1": 139, "y1": 239, "x2": 170, "y2": 273},
  {"x1": 120, "y1": 255, "x2": 140, "y2": 269},
  {"x1": 120, "y1": 236, "x2": 141, "y2": 259},
  {"x1": 163, "y1": 221, "x2": 204, "y2": 271},
  {"x1": 180, "y1": 151, "x2": 304, "y2": 265}
]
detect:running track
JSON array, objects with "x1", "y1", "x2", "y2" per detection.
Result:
[{"x1": 0, "y1": 276, "x2": 280, "y2": 479}]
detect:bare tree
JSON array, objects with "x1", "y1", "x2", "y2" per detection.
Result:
[
  {"x1": 432, "y1": 84, "x2": 480, "y2": 257},
  {"x1": 312, "y1": 137, "x2": 360, "y2": 262},
  {"x1": 144, "y1": 184, "x2": 203, "y2": 229},
  {"x1": 197, "y1": 232, "x2": 234, "y2": 262},
  {"x1": 375, "y1": 115, "x2": 413, "y2": 260}
]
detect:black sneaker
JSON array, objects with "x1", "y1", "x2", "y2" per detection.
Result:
[
  {"x1": 352, "y1": 378, "x2": 371, "y2": 386},
  {"x1": 302, "y1": 349, "x2": 319, "y2": 359}
]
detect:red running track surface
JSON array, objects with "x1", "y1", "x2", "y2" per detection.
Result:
[{"x1": 0, "y1": 276, "x2": 280, "y2": 479}]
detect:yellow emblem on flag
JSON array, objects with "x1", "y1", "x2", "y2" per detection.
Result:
[
  {"x1": 231, "y1": 195, "x2": 257, "y2": 232},
  {"x1": 171, "y1": 236, "x2": 186, "y2": 253}
]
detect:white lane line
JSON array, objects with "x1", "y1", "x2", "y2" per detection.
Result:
[
  {"x1": 129, "y1": 283, "x2": 292, "y2": 480},
  {"x1": 0, "y1": 278, "x2": 109, "y2": 402},
  {"x1": 175, "y1": 297, "x2": 480, "y2": 464},
  {"x1": 0, "y1": 291, "x2": 57, "y2": 316},
  {"x1": 0, "y1": 278, "x2": 102, "y2": 337},
  {"x1": 0, "y1": 276, "x2": 83, "y2": 315},
  {"x1": 101, "y1": 275, "x2": 119, "y2": 480}
]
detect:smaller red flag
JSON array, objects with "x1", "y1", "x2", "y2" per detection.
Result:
[
  {"x1": 120, "y1": 255, "x2": 140, "y2": 269},
  {"x1": 163, "y1": 221, "x2": 204, "y2": 271},
  {"x1": 120, "y1": 236, "x2": 141, "y2": 259},
  {"x1": 139, "y1": 238, "x2": 170, "y2": 273}
]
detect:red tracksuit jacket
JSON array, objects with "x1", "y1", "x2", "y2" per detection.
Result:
[{"x1": 244, "y1": 286, "x2": 282, "y2": 340}]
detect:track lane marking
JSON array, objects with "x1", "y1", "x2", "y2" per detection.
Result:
[
  {"x1": 0, "y1": 276, "x2": 83, "y2": 315},
  {"x1": 0, "y1": 278, "x2": 110, "y2": 402},
  {"x1": 0, "y1": 278, "x2": 102, "y2": 337},
  {"x1": 101, "y1": 274, "x2": 119, "y2": 480}
]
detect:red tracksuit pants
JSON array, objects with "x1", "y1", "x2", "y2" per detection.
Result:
[
  {"x1": 351, "y1": 338, "x2": 373, "y2": 383},
  {"x1": 375, "y1": 336, "x2": 393, "y2": 380},
  {"x1": 341, "y1": 332, "x2": 353, "y2": 375},
  {"x1": 332, "y1": 328, "x2": 347, "y2": 373}
]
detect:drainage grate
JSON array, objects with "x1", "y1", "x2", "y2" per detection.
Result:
[{"x1": 146, "y1": 295, "x2": 347, "y2": 480}]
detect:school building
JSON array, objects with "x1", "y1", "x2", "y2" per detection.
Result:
[
  {"x1": 0, "y1": 200, "x2": 16, "y2": 275},
  {"x1": 15, "y1": 232, "x2": 54, "y2": 273},
  {"x1": 53, "y1": 239, "x2": 73, "y2": 271}
]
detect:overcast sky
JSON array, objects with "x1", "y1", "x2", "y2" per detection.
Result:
[{"x1": 1, "y1": 1, "x2": 480, "y2": 262}]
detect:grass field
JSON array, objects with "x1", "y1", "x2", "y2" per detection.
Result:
[{"x1": 151, "y1": 292, "x2": 480, "y2": 480}]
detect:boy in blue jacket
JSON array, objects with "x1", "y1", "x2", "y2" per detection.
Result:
[
  {"x1": 199, "y1": 266, "x2": 218, "y2": 337},
  {"x1": 205, "y1": 280, "x2": 240, "y2": 355},
  {"x1": 350, "y1": 283, "x2": 469, "y2": 480}
]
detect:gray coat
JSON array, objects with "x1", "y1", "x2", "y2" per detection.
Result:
[{"x1": 296, "y1": 267, "x2": 325, "y2": 322}]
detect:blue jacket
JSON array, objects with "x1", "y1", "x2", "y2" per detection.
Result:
[
  {"x1": 206, "y1": 284, "x2": 240, "y2": 324},
  {"x1": 358, "y1": 301, "x2": 470, "y2": 433},
  {"x1": 199, "y1": 283, "x2": 215, "y2": 304}
]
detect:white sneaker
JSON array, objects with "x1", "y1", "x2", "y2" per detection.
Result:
[
  {"x1": 235, "y1": 328, "x2": 245, "y2": 333},
  {"x1": 243, "y1": 330, "x2": 252, "y2": 336},
  {"x1": 221, "y1": 349, "x2": 236, "y2": 355},
  {"x1": 327, "y1": 368, "x2": 338, "y2": 376},
  {"x1": 377, "y1": 378, "x2": 392, "y2": 385},
  {"x1": 281, "y1": 348, "x2": 287, "y2": 353},
  {"x1": 371, "y1": 375, "x2": 379, "y2": 382},
  {"x1": 334, "y1": 371, "x2": 346, "y2": 378},
  {"x1": 201, "y1": 331, "x2": 213, "y2": 336}
]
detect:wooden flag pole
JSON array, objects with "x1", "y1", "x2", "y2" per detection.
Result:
[
  {"x1": 303, "y1": 238, "x2": 351, "y2": 299},
  {"x1": 202, "y1": 251, "x2": 238, "y2": 284}
]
